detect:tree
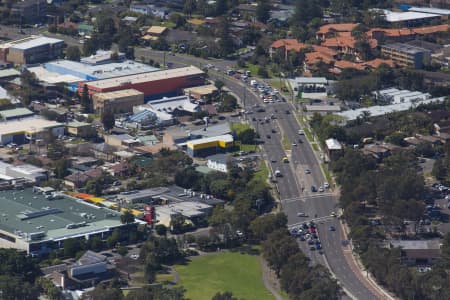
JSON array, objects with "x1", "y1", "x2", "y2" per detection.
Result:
[
  {"x1": 183, "y1": 0, "x2": 196, "y2": 16},
  {"x1": 63, "y1": 238, "x2": 83, "y2": 258},
  {"x1": 215, "y1": 80, "x2": 225, "y2": 94},
  {"x1": 215, "y1": 0, "x2": 227, "y2": 16},
  {"x1": 66, "y1": 45, "x2": 81, "y2": 61},
  {"x1": 0, "y1": 276, "x2": 39, "y2": 300},
  {"x1": 80, "y1": 84, "x2": 91, "y2": 113},
  {"x1": 82, "y1": 282, "x2": 123, "y2": 300},
  {"x1": 262, "y1": 229, "x2": 299, "y2": 275},
  {"x1": 256, "y1": 0, "x2": 271, "y2": 23},
  {"x1": 219, "y1": 94, "x2": 238, "y2": 112},
  {"x1": 250, "y1": 213, "x2": 287, "y2": 241},
  {"x1": 237, "y1": 128, "x2": 256, "y2": 144},
  {"x1": 211, "y1": 291, "x2": 238, "y2": 300},
  {"x1": 54, "y1": 159, "x2": 70, "y2": 179},
  {"x1": 101, "y1": 111, "x2": 115, "y2": 131},
  {"x1": 121, "y1": 210, "x2": 135, "y2": 224}
]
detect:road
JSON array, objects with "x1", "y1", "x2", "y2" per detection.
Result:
[{"x1": 143, "y1": 50, "x2": 388, "y2": 300}]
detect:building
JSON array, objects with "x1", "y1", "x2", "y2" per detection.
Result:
[
  {"x1": 0, "y1": 36, "x2": 64, "y2": 65},
  {"x1": 389, "y1": 239, "x2": 441, "y2": 264},
  {"x1": 104, "y1": 134, "x2": 141, "y2": 149},
  {"x1": 367, "y1": 24, "x2": 449, "y2": 42},
  {"x1": 0, "y1": 161, "x2": 48, "y2": 184},
  {"x1": 186, "y1": 134, "x2": 234, "y2": 157},
  {"x1": 129, "y1": 3, "x2": 169, "y2": 18},
  {"x1": 183, "y1": 84, "x2": 218, "y2": 100},
  {"x1": 373, "y1": 88, "x2": 431, "y2": 104},
  {"x1": 336, "y1": 97, "x2": 445, "y2": 122},
  {"x1": 10, "y1": 0, "x2": 47, "y2": 24},
  {"x1": 80, "y1": 50, "x2": 126, "y2": 65},
  {"x1": 0, "y1": 188, "x2": 125, "y2": 255},
  {"x1": 92, "y1": 89, "x2": 145, "y2": 114},
  {"x1": 316, "y1": 23, "x2": 359, "y2": 40},
  {"x1": 206, "y1": 154, "x2": 231, "y2": 173},
  {"x1": 0, "y1": 118, "x2": 64, "y2": 145},
  {"x1": 269, "y1": 39, "x2": 306, "y2": 60},
  {"x1": 118, "y1": 187, "x2": 170, "y2": 204},
  {"x1": 304, "y1": 105, "x2": 341, "y2": 114},
  {"x1": 325, "y1": 138, "x2": 343, "y2": 160},
  {"x1": 290, "y1": 77, "x2": 328, "y2": 94},
  {"x1": 381, "y1": 43, "x2": 431, "y2": 69},
  {"x1": 70, "y1": 250, "x2": 107, "y2": 278},
  {"x1": 125, "y1": 108, "x2": 174, "y2": 129},
  {"x1": 378, "y1": 9, "x2": 441, "y2": 26},
  {"x1": 408, "y1": 6, "x2": 450, "y2": 19},
  {"x1": 140, "y1": 95, "x2": 200, "y2": 115},
  {"x1": 143, "y1": 26, "x2": 168, "y2": 41},
  {"x1": 155, "y1": 201, "x2": 213, "y2": 227},
  {"x1": 0, "y1": 108, "x2": 34, "y2": 120},
  {"x1": 78, "y1": 66, "x2": 205, "y2": 100},
  {"x1": 66, "y1": 121, "x2": 96, "y2": 138}
]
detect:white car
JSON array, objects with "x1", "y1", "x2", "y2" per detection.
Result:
[
  {"x1": 318, "y1": 186, "x2": 324, "y2": 192},
  {"x1": 298, "y1": 129, "x2": 305, "y2": 135},
  {"x1": 130, "y1": 254, "x2": 139, "y2": 260},
  {"x1": 297, "y1": 212, "x2": 307, "y2": 217},
  {"x1": 324, "y1": 182, "x2": 329, "y2": 188}
]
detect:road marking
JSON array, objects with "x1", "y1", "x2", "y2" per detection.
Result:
[
  {"x1": 281, "y1": 192, "x2": 333, "y2": 203},
  {"x1": 288, "y1": 216, "x2": 335, "y2": 228}
]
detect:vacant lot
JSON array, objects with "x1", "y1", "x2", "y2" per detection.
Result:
[{"x1": 175, "y1": 252, "x2": 274, "y2": 300}]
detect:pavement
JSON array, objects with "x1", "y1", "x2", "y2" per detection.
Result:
[{"x1": 139, "y1": 50, "x2": 395, "y2": 300}]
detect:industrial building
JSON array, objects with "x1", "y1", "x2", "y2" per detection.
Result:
[
  {"x1": 0, "y1": 36, "x2": 64, "y2": 65},
  {"x1": 373, "y1": 88, "x2": 431, "y2": 104},
  {"x1": 0, "y1": 118, "x2": 64, "y2": 145},
  {"x1": 336, "y1": 96, "x2": 445, "y2": 122},
  {"x1": 0, "y1": 188, "x2": 125, "y2": 255},
  {"x1": 80, "y1": 50, "x2": 126, "y2": 65},
  {"x1": 28, "y1": 59, "x2": 158, "y2": 91},
  {"x1": 0, "y1": 108, "x2": 34, "y2": 120},
  {"x1": 125, "y1": 108, "x2": 174, "y2": 129},
  {"x1": 186, "y1": 134, "x2": 234, "y2": 157},
  {"x1": 92, "y1": 89, "x2": 144, "y2": 114},
  {"x1": 381, "y1": 43, "x2": 431, "y2": 69},
  {"x1": 140, "y1": 95, "x2": 199, "y2": 115},
  {"x1": 378, "y1": 9, "x2": 442, "y2": 26},
  {"x1": 77, "y1": 66, "x2": 205, "y2": 100},
  {"x1": 0, "y1": 161, "x2": 48, "y2": 184},
  {"x1": 65, "y1": 121, "x2": 96, "y2": 138}
]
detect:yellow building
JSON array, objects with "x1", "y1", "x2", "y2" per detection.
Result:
[{"x1": 186, "y1": 134, "x2": 234, "y2": 157}]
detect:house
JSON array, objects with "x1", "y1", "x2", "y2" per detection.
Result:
[
  {"x1": 361, "y1": 143, "x2": 397, "y2": 160},
  {"x1": 142, "y1": 26, "x2": 168, "y2": 41},
  {"x1": 206, "y1": 154, "x2": 232, "y2": 173},
  {"x1": 389, "y1": 239, "x2": 441, "y2": 265},
  {"x1": 104, "y1": 134, "x2": 141, "y2": 150},
  {"x1": 64, "y1": 167, "x2": 103, "y2": 189}
]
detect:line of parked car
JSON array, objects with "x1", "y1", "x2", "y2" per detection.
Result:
[{"x1": 290, "y1": 222, "x2": 323, "y2": 253}]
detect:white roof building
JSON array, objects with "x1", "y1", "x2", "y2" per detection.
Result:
[
  {"x1": 144, "y1": 95, "x2": 199, "y2": 114},
  {"x1": 379, "y1": 9, "x2": 440, "y2": 23},
  {"x1": 408, "y1": 7, "x2": 450, "y2": 16},
  {"x1": 325, "y1": 138, "x2": 342, "y2": 150}
]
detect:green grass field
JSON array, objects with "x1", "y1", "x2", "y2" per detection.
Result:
[{"x1": 175, "y1": 252, "x2": 274, "y2": 300}]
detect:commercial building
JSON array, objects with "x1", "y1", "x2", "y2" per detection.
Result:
[
  {"x1": 378, "y1": 9, "x2": 441, "y2": 26},
  {"x1": 125, "y1": 108, "x2": 174, "y2": 129},
  {"x1": 80, "y1": 50, "x2": 126, "y2": 65},
  {"x1": 381, "y1": 43, "x2": 431, "y2": 69},
  {"x1": 388, "y1": 239, "x2": 441, "y2": 265},
  {"x1": 0, "y1": 161, "x2": 48, "y2": 184},
  {"x1": 155, "y1": 201, "x2": 213, "y2": 227},
  {"x1": 0, "y1": 188, "x2": 125, "y2": 255},
  {"x1": 78, "y1": 66, "x2": 205, "y2": 100},
  {"x1": 0, "y1": 118, "x2": 64, "y2": 145},
  {"x1": 141, "y1": 95, "x2": 199, "y2": 115},
  {"x1": 66, "y1": 121, "x2": 96, "y2": 138},
  {"x1": 183, "y1": 84, "x2": 218, "y2": 100},
  {"x1": 186, "y1": 134, "x2": 234, "y2": 157},
  {"x1": 290, "y1": 77, "x2": 328, "y2": 93},
  {"x1": 29, "y1": 59, "x2": 158, "y2": 91},
  {"x1": 373, "y1": 88, "x2": 431, "y2": 104},
  {"x1": 0, "y1": 36, "x2": 64, "y2": 65},
  {"x1": 408, "y1": 6, "x2": 450, "y2": 18},
  {"x1": 10, "y1": 0, "x2": 47, "y2": 24},
  {"x1": 92, "y1": 89, "x2": 144, "y2": 114},
  {"x1": 336, "y1": 97, "x2": 445, "y2": 122}
]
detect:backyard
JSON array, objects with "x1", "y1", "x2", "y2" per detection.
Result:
[{"x1": 175, "y1": 252, "x2": 274, "y2": 300}]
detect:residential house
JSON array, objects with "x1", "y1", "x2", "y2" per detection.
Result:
[
  {"x1": 269, "y1": 39, "x2": 306, "y2": 60},
  {"x1": 316, "y1": 23, "x2": 359, "y2": 40},
  {"x1": 64, "y1": 167, "x2": 103, "y2": 189},
  {"x1": 142, "y1": 26, "x2": 168, "y2": 41}
]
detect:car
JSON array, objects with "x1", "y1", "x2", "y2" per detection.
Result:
[
  {"x1": 298, "y1": 138, "x2": 303, "y2": 143},
  {"x1": 318, "y1": 186, "x2": 324, "y2": 192},
  {"x1": 282, "y1": 157, "x2": 289, "y2": 163},
  {"x1": 308, "y1": 240, "x2": 314, "y2": 245},
  {"x1": 311, "y1": 186, "x2": 317, "y2": 192},
  {"x1": 329, "y1": 226, "x2": 336, "y2": 231},
  {"x1": 266, "y1": 134, "x2": 271, "y2": 139},
  {"x1": 315, "y1": 244, "x2": 322, "y2": 250},
  {"x1": 330, "y1": 212, "x2": 337, "y2": 217},
  {"x1": 298, "y1": 130, "x2": 304, "y2": 135},
  {"x1": 302, "y1": 223, "x2": 308, "y2": 229},
  {"x1": 292, "y1": 143, "x2": 297, "y2": 146},
  {"x1": 130, "y1": 254, "x2": 139, "y2": 260},
  {"x1": 299, "y1": 236, "x2": 306, "y2": 241},
  {"x1": 309, "y1": 246, "x2": 316, "y2": 251},
  {"x1": 285, "y1": 110, "x2": 290, "y2": 114},
  {"x1": 252, "y1": 117, "x2": 256, "y2": 121},
  {"x1": 305, "y1": 169, "x2": 311, "y2": 174},
  {"x1": 324, "y1": 182, "x2": 329, "y2": 188},
  {"x1": 297, "y1": 212, "x2": 307, "y2": 217}
]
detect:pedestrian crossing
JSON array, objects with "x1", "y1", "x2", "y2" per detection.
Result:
[{"x1": 281, "y1": 192, "x2": 333, "y2": 203}]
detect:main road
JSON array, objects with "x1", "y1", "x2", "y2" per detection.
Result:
[{"x1": 141, "y1": 49, "x2": 389, "y2": 300}]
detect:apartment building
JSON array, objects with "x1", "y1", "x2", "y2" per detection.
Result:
[{"x1": 381, "y1": 43, "x2": 431, "y2": 69}]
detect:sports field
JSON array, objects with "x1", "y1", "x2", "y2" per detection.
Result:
[{"x1": 175, "y1": 252, "x2": 274, "y2": 300}]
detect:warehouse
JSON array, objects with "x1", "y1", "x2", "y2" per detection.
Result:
[
  {"x1": 0, "y1": 188, "x2": 125, "y2": 255},
  {"x1": 0, "y1": 118, "x2": 64, "y2": 145},
  {"x1": 186, "y1": 134, "x2": 234, "y2": 157},
  {"x1": 0, "y1": 108, "x2": 34, "y2": 120},
  {"x1": 78, "y1": 66, "x2": 205, "y2": 100},
  {"x1": 92, "y1": 89, "x2": 144, "y2": 114},
  {"x1": 0, "y1": 36, "x2": 64, "y2": 65}
]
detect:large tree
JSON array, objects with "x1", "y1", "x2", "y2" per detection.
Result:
[
  {"x1": 101, "y1": 111, "x2": 115, "y2": 131},
  {"x1": 66, "y1": 45, "x2": 81, "y2": 61}
]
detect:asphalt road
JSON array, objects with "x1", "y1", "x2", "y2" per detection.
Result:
[{"x1": 143, "y1": 50, "x2": 386, "y2": 300}]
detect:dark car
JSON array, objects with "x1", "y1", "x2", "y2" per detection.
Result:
[
  {"x1": 311, "y1": 186, "x2": 317, "y2": 192},
  {"x1": 315, "y1": 244, "x2": 322, "y2": 250},
  {"x1": 329, "y1": 226, "x2": 336, "y2": 231},
  {"x1": 309, "y1": 246, "x2": 316, "y2": 251},
  {"x1": 271, "y1": 129, "x2": 276, "y2": 133},
  {"x1": 266, "y1": 134, "x2": 271, "y2": 139},
  {"x1": 285, "y1": 110, "x2": 290, "y2": 114}
]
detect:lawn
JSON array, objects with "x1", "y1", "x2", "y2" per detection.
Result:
[
  {"x1": 175, "y1": 252, "x2": 274, "y2": 300},
  {"x1": 281, "y1": 134, "x2": 292, "y2": 151},
  {"x1": 252, "y1": 160, "x2": 269, "y2": 184}
]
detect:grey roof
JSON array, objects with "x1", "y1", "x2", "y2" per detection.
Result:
[
  {"x1": 190, "y1": 122, "x2": 231, "y2": 139},
  {"x1": 0, "y1": 69, "x2": 20, "y2": 79},
  {"x1": 390, "y1": 239, "x2": 441, "y2": 250},
  {"x1": 408, "y1": 6, "x2": 450, "y2": 16},
  {"x1": 10, "y1": 37, "x2": 63, "y2": 50},
  {"x1": 75, "y1": 250, "x2": 106, "y2": 266},
  {"x1": 207, "y1": 154, "x2": 230, "y2": 164},
  {"x1": 382, "y1": 43, "x2": 430, "y2": 55},
  {"x1": 293, "y1": 77, "x2": 328, "y2": 85},
  {"x1": 0, "y1": 107, "x2": 34, "y2": 119},
  {"x1": 0, "y1": 188, "x2": 122, "y2": 242}
]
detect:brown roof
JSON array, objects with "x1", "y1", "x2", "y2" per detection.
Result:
[
  {"x1": 363, "y1": 58, "x2": 395, "y2": 69},
  {"x1": 317, "y1": 23, "x2": 359, "y2": 35},
  {"x1": 413, "y1": 24, "x2": 449, "y2": 35},
  {"x1": 270, "y1": 39, "x2": 306, "y2": 52},
  {"x1": 305, "y1": 51, "x2": 335, "y2": 65},
  {"x1": 312, "y1": 45, "x2": 338, "y2": 57},
  {"x1": 333, "y1": 60, "x2": 366, "y2": 70},
  {"x1": 368, "y1": 24, "x2": 448, "y2": 38}
]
